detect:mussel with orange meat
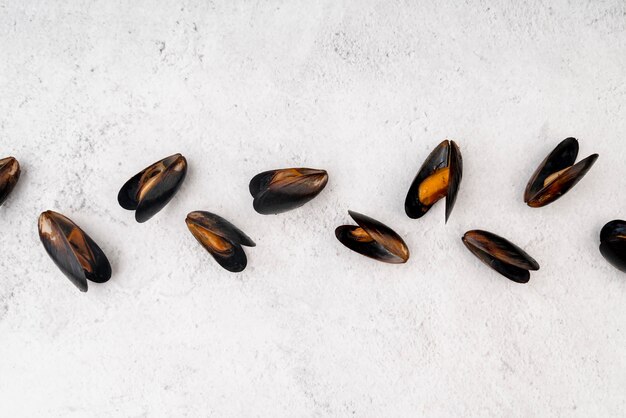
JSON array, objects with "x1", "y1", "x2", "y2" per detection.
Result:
[
  {"x1": 462, "y1": 230, "x2": 539, "y2": 283},
  {"x1": 524, "y1": 138, "x2": 598, "y2": 207},
  {"x1": 118, "y1": 153, "x2": 187, "y2": 223},
  {"x1": 599, "y1": 220, "x2": 626, "y2": 273},
  {"x1": 186, "y1": 211, "x2": 256, "y2": 272},
  {"x1": 405, "y1": 140, "x2": 462, "y2": 223},
  {"x1": 335, "y1": 210, "x2": 409, "y2": 264},
  {"x1": 0, "y1": 157, "x2": 21, "y2": 207},
  {"x1": 38, "y1": 211, "x2": 112, "y2": 292},
  {"x1": 249, "y1": 168, "x2": 328, "y2": 214}
]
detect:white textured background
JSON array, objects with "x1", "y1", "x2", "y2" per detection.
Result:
[{"x1": 1, "y1": 1, "x2": 625, "y2": 416}]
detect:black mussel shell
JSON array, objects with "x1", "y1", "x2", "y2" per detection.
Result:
[
  {"x1": 524, "y1": 138, "x2": 598, "y2": 207},
  {"x1": 249, "y1": 168, "x2": 328, "y2": 215},
  {"x1": 405, "y1": 140, "x2": 463, "y2": 222},
  {"x1": 599, "y1": 220, "x2": 626, "y2": 273},
  {"x1": 38, "y1": 211, "x2": 111, "y2": 292},
  {"x1": 118, "y1": 153, "x2": 187, "y2": 223},
  {"x1": 335, "y1": 210, "x2": 409, "y2": 264},
  {"x1": 186, "y1": 211, "x2": 255, "y2": 273},
  {"x1": 462, "y1": 230, "x2": 539, "y2": 283},
  {"x1": 0, "y1": 157, "x2": 21, "y2": 207}
]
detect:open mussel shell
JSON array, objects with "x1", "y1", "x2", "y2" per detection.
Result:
[
  {"x1": 186, "y1": 211, "x2": 256, "y2": 272},
  {"x1": 38, "y1": 211, "x2": 111, "y2": 292},
  {"x1": 249, "y1": 168, "x2": 328, "y2": 215},
  {"x1": 524, "y1": 137, "x2": 598, "y2": 208},
  {"x1": 405, "y1": 140, "x2": 462, "y2": 223},
  {"x1": 118, "y1": 153, "x2": 187, "y2": 223},
  {"x1": 462, "y1": 230, "x2": 539, "y2": 283},
  {"x1": 0, "y1": 157, "x2": 21, "y2": 207},
  {"x1": 599, "y1": 220, "x2": 626, "y2": 273},
  {"x1": 335, "y1": 210, "x2": 409, "y2": 264}
]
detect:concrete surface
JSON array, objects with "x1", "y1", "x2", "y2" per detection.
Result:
[{"x1": 1, "y1": 1, "x2": 625, "y2": 416}]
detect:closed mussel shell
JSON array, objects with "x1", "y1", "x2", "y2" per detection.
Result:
[
  {"x1": 118, "y1": 153, "x2": 187, "y2": 223},
  {"x1": 405, "y1": 140, "x2": 462, "y2": 222},
  {"x1": 599, "y1": 220, "x2": 626, "y2": 273},
  {"x1": 335, "y1": 210, "x2": 409, "y2": 264},
  {"x1": 524, "y1": 138, "x2": 598, "y2": 207},
  {"x1": 38, "y1": 211, "x2": 111, "y2": 292},
  {"x1": 0, "y1": 156, "x2": 21, "y2": 207},
  {"x1": 462, "y1": 230, "x2": 539, "y2": 283},
  {"x1": 249, "y1": 168, "x2": 328, "y2": 215},
  {"x1": 186, "y1": 211, "x2": 255, "y2": 272}
]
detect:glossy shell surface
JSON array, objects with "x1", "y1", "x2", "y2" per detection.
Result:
[
  {"x1": 336, "y1": 210, "x2": 409, "y2": 264},
  {"x1": 250, "y1": 168, "x2": 328, "y2": 215},
  {"x1": 118, "y1": 153, "x2": 187, "y2": 223},
  {"x1": 462, "y1": 230, "x2": 539, "y2": 283},
  {"x1": 38, "y1": 210, "x2": 111, "y2": 292},
  {"x1": 186, "y1": 211, "x2": 255, "y2": 272}
]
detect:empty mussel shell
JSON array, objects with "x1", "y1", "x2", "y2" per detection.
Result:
[
  {"x1": 462, "y1": 230, "x2": 539, "y2": 283},
  {"x1": 0, "y1": 156, "x2": 21, "y2": 207},
  {"x1": 335, "y1": 210, "x2": 409, "y2": 264},
  {"x1": 405, "y1": 140, "x2": 462, "y2": 223},
  {"x1": 118, "y1": 153, "x2": 187, "y2": 223},
  {"x1": 249, "y1": 168, "x2": 328, "y2": 214},
  {"x1": 38, "y1": 211, "x2": 112, "y2": 292},
  {"x1": 599, "y1": 220, "x2": 626, "y2": 273},
  {"x1": 186, "y1": 211, "x2": 256, "y2": 272},
  {"x1": 524, "y1": 137, "x2": 598, "y2": 208}
]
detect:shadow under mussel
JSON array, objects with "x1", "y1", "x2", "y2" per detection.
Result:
[
  {"x1": 462, "y1": 230, "x2": 539, "y2": 283},
  {"x1": 405, "y1": 140, "x2": 462, "y2": 223},
  {"x1": 38, "y1": 211, "x2": 111, "y2": 292},
  {"x1": 335, "y1": 210, "x2": 409, "y2": 264},
  {"x1": 186, "y1": 211, "x2": 256, "y2": 272},
  {"x1": 524, "y1": 137, "x2": 598, "y2": 208},
  {"x1": 599, "y1": 220, "x2": 626, "y2": 273},
  {"x1": 118, "y1": 153, "x2": 187, "y2": 223},
  {"x1": 249, "y1": 168, "x2": 328, "y2": 214},
  {"x1": 0, "y1": 157, "x2": 21, "y2": 207}
]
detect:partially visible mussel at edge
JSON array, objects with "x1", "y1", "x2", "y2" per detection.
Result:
[
  {"x1": 405, "y1": 140, "x2": 462, "y2": 223},
  {"x1": 0, "y1": 156, "x2": 21, "y2": 207},
  {"x1": 524, "y1": 137, "x2": 598, "y2": 208},
  {"x1": 186, "y1": 211, "x2": 256, "y2": 272},
  {"x1": 462, "y1": 230, "x2": 540, "y2": 283},
  {"x1": 250, "y1": 168, "x2": 328, "y2": 214},
  {"x1": 336, "y1": 210, "x2": 409, "y2": 264},
  {"x1": 38, "y1": 210, "x2": 112, "y2": 292},
  {"x1": 118, "y1": 153, "x2": 187, "y2": 223},
  {"x1": 599, "y1": 220, "x2": 626, "y2": 273}
]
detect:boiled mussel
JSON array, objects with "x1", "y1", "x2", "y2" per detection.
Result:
[
  {"x1": 524, "y1": 138, "x2": 598, "y2": 207},
  {"x1": 462, "y1": 230, "x2": 539, "y2": 283},
  {"x1": 186, "y1": 211, "x2": 255, "y2": 272},
  {"x1": 118, "y1": 153, "x2": 187, "y2": 223},
  {"x1": 0, "y1": 157, "x2": 20, "y2": 207},
  {"x1": 599, "y1": 220, "x2": 626, "y2": 273},
  {"x1": 249, "y1": 168, "x2": 328, "y2": 214},
  {"x1": 38, "y1": 211, "x2": 112, "y2": 292},
  {"x1": 405, "y1": 140, "x2": 462, "y2": 222},
  {"x1": 335, "y1": 210, "x2": 409, "y2": 264}
]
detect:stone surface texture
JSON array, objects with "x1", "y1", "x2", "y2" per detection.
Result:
[{"x1": 1, "y1": 1, "x2": 625, "y2": 416}]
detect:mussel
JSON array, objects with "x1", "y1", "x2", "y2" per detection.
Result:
[
  {"x1": 462, "y1": 230, "x2": 539, "y2": 283},
  {"x1": 405, "y1": 140, "x2": 462, "y2": 222},
  {"x1": 524, "y1": 138, "x2": 598, "y2": 207},
  {"x1": 38, "y1": 211, "x2": 111, "y2": 292},
  {"x1": 186, "y1": 211, "x2": 256, "y2": 272},
  {"x1": 599, "y1": 220, "x2": 626, "y2": 273},
  {"x1": 335, "y1": 210, "x2": 409, "y2": 264},
  {"x1": 0, "y1": 156, "x2": 21, "y2": 207},
  {"x1": 249, "y1": 168, "x2": 328, "y2": 214},
  {"x1": 118, "y1": 153, "x2": 187, "y2": 223}
]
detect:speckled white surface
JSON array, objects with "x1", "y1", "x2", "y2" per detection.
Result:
[{"x1": 1, "y1": 1, "x2": 626, "y2": 417}]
